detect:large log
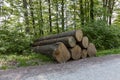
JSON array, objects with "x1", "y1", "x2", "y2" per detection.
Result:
[
  {"x1": 69, "y1": 45, "x2": 82, "y2": 60},
  {"x1": 87, "y1": 43, "x2": 97, "y2": 57},
  {"x1": 78, "y1": 36, "x2": 89, "y2": 49},
  {"x1": 32, "y1": 42, "x2": 71, "y2": 63},
  {"x1": 81, "y1": 49, "x2": 87, "y2": 59},
  {"x1": 32, "y1": 36, "x2": 76, "y2": 47},
  {"x1": 35, "y1": 30, "x2": 83, "y2": 42}
]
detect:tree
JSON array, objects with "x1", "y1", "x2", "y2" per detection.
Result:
[
  {"x1": 38, "y1": 0, "x2": 44, "y2": 36},
  {"x1": 29, "y1": 0, "x2": 36, "y2": 35},
  {"x1": 48, "y1": 0, "x2": 52, "y2": 32},
  {"x1": 102, "y1": 0, "x2": 115, "y2": 25},
  {"x1": 22, "y1": 0, "x2": 30, "y2": 33},
  {"x1": 61, "y1": 0, "x2": 65, "y2": 32},
  {"x1": 79, "y1": 0, "x2": 84, "y2": 26},
  {"x1": 90, "y1": 0, "x2": 94, "y2": 21},
  {"x1": 55, "y1": 0, "x2": 59, "y2": 33},
  {"x1": 73, "y1": 0, "x2": 76, "y2": 29},
  {"x1": 108, "y1": 0, "x2": 115, "y2": 25},
  {"x1": 0, "y1": 0, "x2": 119, "y2": 35},
  {"x1": 0, "y1": 0, "x2": 3, "y2": 17}
]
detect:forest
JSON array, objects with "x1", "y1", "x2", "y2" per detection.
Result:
[{"x1": 0, "y1": 0, "x2": 120, "y2": 68}]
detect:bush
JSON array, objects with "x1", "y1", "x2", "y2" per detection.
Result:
[
  {"x1": 0, "y1": 29, "x2": 32, "y2": 54},
  {"x1": 82, "y1": 20, "x2": 120, "y2": 49}
]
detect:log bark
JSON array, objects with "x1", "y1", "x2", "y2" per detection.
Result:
[
  {"x1": 34, "y1": 30, "x2": 83, "y2": 42},
  {"x1": 69, "y1": 45, "x2": 82, "y2": 60},
  {"x1": 78, "y1": 36, "x2": 89, "y2": 49},
  {"x1": 32, "y1": 42, "x2": 71, "y2": 63},
  {"x1": 87, "y1": 43, "x2": 97, "y2": 57},
  {"x1": 32, "y1": 36, "x2": 76, "y2": 47},
  {"x1": 81, "y1": 49, "x2": 87, "y2": 59}
]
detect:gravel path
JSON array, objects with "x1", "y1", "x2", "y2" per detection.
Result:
[{"x1": 0, "y1": 54, "x2": 120, "y2": 80}]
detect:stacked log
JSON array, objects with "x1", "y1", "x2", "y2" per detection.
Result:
[
  {"x1": 69, "y1": 45, "x2": 82, "y2": 60},
  {"x1": 78, "y1": 36, "x2": 89, "y2": 48},
  {"x1": 32, "y1": 42, "x2": 71, "y2": 63},
  {"x1": 87, "y1": 43, "x2": 97, "y2": 57},
  {"x1": 32, "y1": 30, "x2": 97, "y2": 63},
  {"x1": 34, "y1": 30, "x2": 83, "y2": 42},
  {"x1": 81, "y1": 49, "x2": 88, "y2": 59},
  {"x1": 32, "y1": 36, "x2": 76, "y2": 47}
]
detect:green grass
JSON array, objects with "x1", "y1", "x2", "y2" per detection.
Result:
[
  {"x1": 0, "y1": 53, "x2": 53, "y2": 70},
  {"x1": 0, "y1": 48, "x2": 120, "y2": 70},
  {"x1": 97, "y1": 48, "x2": 120, "y2": 56}
]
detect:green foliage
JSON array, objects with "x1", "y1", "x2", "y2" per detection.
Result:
[
  {"x1": 0, "y1": 28, "x2": 32, "y2": 54},
  {"x1": 82, "y1": 20, "x2": 120, "y2": 49},
  {"x1": 97, "y1": 47, "x2": 120, "y2": 56}
]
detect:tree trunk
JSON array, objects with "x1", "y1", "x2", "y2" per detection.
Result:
[
  {"x1": 55, "y1": 0, "x2": 59, "y2": 33},
  {"x1": 69, "y1": 45, "x2": 82, "y2": 60},
  {"x1": 108, "y1": 0, "x2": 115, "y2": 25},
  {"x1": 22, "y1": 0, "x2": 30, "y2": 33},
  {"x1": 84, "y1": 0, "x2": 90, "y2": 23},
  {"x1": 102, "y1": 0, "x2": 108, "y2": 22},
  {"x1": 87, "y1": 43, "x2": 97, "y2": 57},
  {"x1": 38, "y1": 0, "x2": 44, "y2": 36},
  {"x1": 0, "y1": 0, "x2": 3, "y2": 16},
  {"x1": 73, "y1": 0, "x2": 76, "y2": 29},
  {"x1": 90, "y1": 0, "x2": 94, "y2": 21},
  {"x1": 32, "y1": 42, "x2": 70, "y2": 63},
  {"x1": 35, "y1": 30, "x2": 83, "y2": 42},
  {"x1": 32, "y1": 36, "x2": 76, "y2": 48},
  {"x1": 81, "y1": 49, "x2": 87, "y2": 59},
  {"x1": 61, "y1": 0, "x2": 65, "y2": 32},
  {"x1": 78, "y1": 36, "x2": 89, "y2": 48},
  {"x1": 29, "y1": 0, "x2": 36, "y2": 35},
  {"x1": 48, "y1": 0, "x2": 52, "y2": 32},
  {"x1": 79, "y1": 0, "x2": 84, "y2": 26}
]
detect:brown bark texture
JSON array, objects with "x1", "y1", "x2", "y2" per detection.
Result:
[
  {"x1": 34, "y1": 30, "x2": 83, "y2": 42},
  {"x1": 32, "y1": 36, "x2": 76, "y2": 48},
  {"x1": 32, "y1": 42, "x2": 71, "y2": 63}
]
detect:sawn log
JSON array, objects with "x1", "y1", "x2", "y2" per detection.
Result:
[{"x1": 32, "y1": 42, "x2": 71, "y2": 63}]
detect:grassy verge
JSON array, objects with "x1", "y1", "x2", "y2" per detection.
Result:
[
  {"x1": 0, "y1": 53, "x2": 53, "y2": 70},
  {"x1": 97, "y1": 48, "x2": 120, "y2": 56},
  {"x1": 0, "y1": 48, "x2": 120, "y2": 70}
]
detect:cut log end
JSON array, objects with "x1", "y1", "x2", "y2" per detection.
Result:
[
  {"x1": 82, "y1": 36, "x2": 89, "y2": 48},
  {"x1": 53, "y1": 42, "x2": 71, "y2": 63},
  {"x1": 68, "y1": 37, "x2": 76, "y2": 47},
  {"x1": 75, "y1": 30, "x2": 83, "y2": 42},
  {"x1": 32, "y1": 29, "x2": 97, "y2": 62},
  {"x1": 70, "y1": 45, "x2": 82, "y2": 60},
  {"x1": 81, "y1": 49, "x2": 87, "y2": 59},
  {"x1": 32, "y1": 42, "x2": 71, "y2": 63},
  {"x1": 87, "y1": 43, "x2": 97, "y2": 57}
]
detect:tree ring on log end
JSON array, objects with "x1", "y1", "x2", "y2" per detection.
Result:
[
  {"x1": 70, "y1": 45, "x2": 81, "y2": 60},
  {"x1": 81, "y1": 49, "x2": 87, "y2": 59},
  {"x1": 53, "y1": 42, "x2": 71, "y2": 63},
  {"x1": 68, "y1": 37, "x2": 76, "y2": 47},
  {"x1": 82, "y1": 36, "x2": 89, "y2": 48},
  {"x1": 75, "y1": 30, "x2": 83, "y2": 42},
  {"x1": 87, "y1": 43, "x2": 97, "y2": 57}
]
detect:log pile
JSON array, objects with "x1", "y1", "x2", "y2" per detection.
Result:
[{"x1": 32, "y1": 30, "x2": 97, "y2": 63}]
